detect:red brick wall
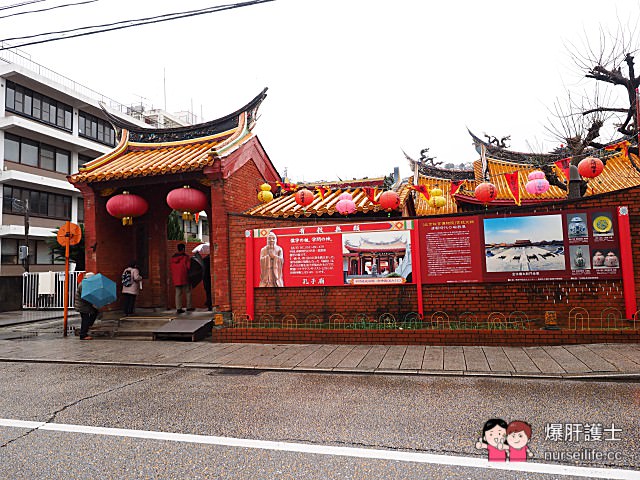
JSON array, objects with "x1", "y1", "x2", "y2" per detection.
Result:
[
  {"x1": 227, "y1": 185, "x2": 640, "y2": 329},
  {"x1": 212, "y1": 328, "x2": 640, "y2": 346}
]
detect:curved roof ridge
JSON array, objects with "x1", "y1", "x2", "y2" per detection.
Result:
[{"x1": 99, "y1": 88, "x2": 267, "y2": 143}]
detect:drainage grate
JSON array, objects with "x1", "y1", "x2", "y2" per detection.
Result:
[{"x1": 207, "y1": 368, "x2": 263, "y2": 376}]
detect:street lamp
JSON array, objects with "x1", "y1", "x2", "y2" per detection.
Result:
[{"x1": 11, "y1": 198, "x2": 30, "y2": 272}]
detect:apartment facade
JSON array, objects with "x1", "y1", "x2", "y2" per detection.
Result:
[{"x1": 0, "y1": 53, "x2": 150, "y2": 276}]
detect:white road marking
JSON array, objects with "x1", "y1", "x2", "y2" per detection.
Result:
[{"x1": 0, "y1": 418, "x2": 636, "y2": 479}]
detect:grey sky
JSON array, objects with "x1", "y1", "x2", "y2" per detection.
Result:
[{"x1": 2, "y1": 0, "x2": 638, "y2": 182}]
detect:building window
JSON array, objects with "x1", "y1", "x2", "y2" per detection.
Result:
[
  {"x1": 77, "y1": 197, "x2": 84, "y2": 223},
  {"x1": 4, "y1": 133, "x2": 71, "y2": 174},
  {"x1": 1, "y1": 239, "x2": 56, "y2": 265},
  {"x1": 3, "y1": 185, "x2": 71, "y2": 220},
  {"x1": 78, "y1": 111, "x2": 116, "y2": 147},
  {"x1": 5, "y1": 80, "x2": 73, "y2": 132},
  {"x1": 1, "y1": 239, "x2": 18, "y2": 264},
  {"x1": 78, "y1": 154, "x2": 94, "y2": 170}
]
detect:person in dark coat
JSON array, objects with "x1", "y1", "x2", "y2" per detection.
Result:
[
  {"x1": 170, "y1": 243, "x2": 192, "y2": 314},
  {"x1": 75, "y1": 272, "x2": 98, "y2": 340}
]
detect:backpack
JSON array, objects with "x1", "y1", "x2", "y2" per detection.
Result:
[{"x1": 122, "y1": 269, "x2": 133, "y2": 288}]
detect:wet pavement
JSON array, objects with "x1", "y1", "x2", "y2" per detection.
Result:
[{"x1": 0, "y1": 310, "x2": 639, "y2": 380}]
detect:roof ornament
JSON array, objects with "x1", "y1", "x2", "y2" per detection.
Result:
[{"x1": 483, "y1": 133, "x2": 511, "y2": 149}]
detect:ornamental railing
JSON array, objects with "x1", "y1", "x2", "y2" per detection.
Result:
[{"x1": 227, "y1": 309, "x2": 639, "y2": 331}]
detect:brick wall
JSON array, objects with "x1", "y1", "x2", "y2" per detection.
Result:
[{"x1": 227, "y1": 185, "x2": 640, "y2": 331}]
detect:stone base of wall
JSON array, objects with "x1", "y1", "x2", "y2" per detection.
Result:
[{"x1": 211, "y1": 328, "x2": 640, "y2": 346}]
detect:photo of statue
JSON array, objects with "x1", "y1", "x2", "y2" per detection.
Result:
[{"x1": 259, "y1": 232, "x2": 284, "y2": 287}]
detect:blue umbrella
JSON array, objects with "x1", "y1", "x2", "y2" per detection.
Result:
[{"x1": 81, "y1": 273, "x2": 117, "y2": 308}]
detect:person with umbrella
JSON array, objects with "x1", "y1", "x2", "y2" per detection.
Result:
[{"x1": 75, "y1": 272, "x2": 99, "y2": 340}]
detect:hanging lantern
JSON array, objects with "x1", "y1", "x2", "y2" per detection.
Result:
[
  {"x1": 294, "y1": 188, "x2": 314, "y2": 207},
  {"x1": 336, "y1": 192, "x2": 357, "y2": 215},
  {"x1": 475, "y1": 182, "x2": 497, "y2": 203},
  {"x1": 378, "y1": 191, "x2": 400, "y2": 211},
  {"x1": 166, "y1": 185, "x2": 208, "y2": 221},
  {"x1": 106, "y1": 191, "x2": 148, "y2": 226},
  {"x1": 427, "y1": 187, "x2": 446, "y2": 208},
  {"x1": 525, "y1": 178, "x2": 550, "y2": 195},
  {"x1": 257, "y1": 183, "x2": 273, "y2": 203},
  {"x1": 577, "y1": 157, "x2": 604, "y2": 178},
  {"x1": 528, "y1": 170, "x2": 546, "y2": 180},
  {"x1": 429, "y1": 187, "x2": 443, "y2": 198}
]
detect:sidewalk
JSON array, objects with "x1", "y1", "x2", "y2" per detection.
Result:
[{"x1": 0, "y1": 310, "x2": 639, "y2": 380}]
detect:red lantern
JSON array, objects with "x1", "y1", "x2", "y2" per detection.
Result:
[
  {"x1": 577, "y1": 157, "x2": 604, "y2": 178},
  {"x1": 378, "y1": 191, "x2": 400, "y2": 211},
  {"x1": 166, "y1": 185, "x2": 208, "y2": 220},
  {"x1": 475, "y1": 182, "x2": 497, "y2": 203},
  {"x1": 106, "y1": 191, "x2": 148, "y2": 226},
  {"x1": 295, "y1": 188, "x2": 314, "y2": 207}
]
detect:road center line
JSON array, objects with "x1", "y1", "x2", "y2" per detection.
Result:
[{"x1": 0, "y1": 418, "x2": 636, "y2": 479}]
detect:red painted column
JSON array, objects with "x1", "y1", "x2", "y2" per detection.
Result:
[
  {"x1": 617, "y1": 206, "x2": 637, "y2": 319},
  {"x1": 204, "y1": 162, "x2": 232, "y2": 312},
  {"x1": 245, "y1": 229, "x2": 255, "y2": 320},
  {"x1": 73, "y1": 183, "x2": 97, "y2": 273},
  {"x1": 410, "y1": 221, "x2": 424, "y2": 319}
]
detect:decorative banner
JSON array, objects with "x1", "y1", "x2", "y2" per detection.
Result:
[
  {"x1": 409, "y1": 184, "x2": 430, "y2": 202},
  {"x1": 605, "y1": 140, "x2": 630, "y2": 161},
  {"x1": 554, "y1": 158, "x2": 572, "y2": 182},
  {"x1": 253, "y1": 221, "x2": 414, "y2": 287},
  {"x1": 315, "y1": 186, "x2": 331, "y2": 200},
  {"x1": 276, "y1": 181, "x2": 298, "y2": 192},
  {"x1": 363, "y1": 187, "x2": 379, "y2": 204},
  {"x1": 504, "y1": 172, "x2": 520, "y2": 206},
  {"x1": 420, "y1": 217, "x2": 484, "y2": 284},
  {"x1": 418, "y1": 208, "x2": 621, "y2": 284},
  {"x1": 450, "y1": 180, "x2": 465, "y2": 196}
]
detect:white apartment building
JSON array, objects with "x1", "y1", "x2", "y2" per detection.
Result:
[{"x1": 0, "y1": 50, "x2": 207, "y2": 276}]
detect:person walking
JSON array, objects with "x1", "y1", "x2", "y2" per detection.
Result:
[
  {"x1": 170, "y1": 243, "x2": 193, "y2": 314},
  {"x1": 121, "y1": 260, "x2": 143, "y2": 316},
  {"x1": 75, "y1": 272, "x2": 99, "y2": 340}
]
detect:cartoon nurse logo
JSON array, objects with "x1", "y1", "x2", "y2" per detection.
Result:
[{"x1": 476, "y1": 419, "x2": 533, "y2": 462}]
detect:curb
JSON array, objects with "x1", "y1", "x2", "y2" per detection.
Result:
[{"x1": 1, "y1": 357, "x2": 639, "y2": 381}]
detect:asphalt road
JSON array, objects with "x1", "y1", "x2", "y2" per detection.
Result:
[{"x1": 0, "y1": 362, "x2": 638, "y2": 479}]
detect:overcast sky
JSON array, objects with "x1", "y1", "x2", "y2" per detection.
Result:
[{"x1": 2, "y1": 0, "x2": 639, "y2": 183}]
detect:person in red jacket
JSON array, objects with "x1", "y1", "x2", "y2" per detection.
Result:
[{"x1": 170, "y1": 243, "x2": 193, "y2": 314}]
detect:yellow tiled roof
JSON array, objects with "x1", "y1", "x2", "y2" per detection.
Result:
[{"x1": 246, "y1": 187, "x2": 396, "y2": 218}]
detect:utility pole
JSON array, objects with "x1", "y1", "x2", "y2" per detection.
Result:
[{"x1": 13, "y1": 198, "x2": 30, "y2": 272}]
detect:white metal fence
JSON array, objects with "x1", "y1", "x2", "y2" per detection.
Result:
[{"x1": 22, "y1": 271, "x2": 84, "y2": 309}]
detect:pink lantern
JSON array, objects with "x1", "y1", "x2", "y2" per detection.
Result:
[
  {"x1": 336, "y1": 192, "x2": 356, "y2": 215},
  {"x1": 528, "y1": 170, "x2": 546, "y2": 180},
  {"x1": 525, "y1": 178, "x2": 550, "y2": 195}
]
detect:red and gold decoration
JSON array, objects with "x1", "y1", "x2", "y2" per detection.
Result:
[
  {"x1": 106, "y1": 191, "x2": 149, "y2": 226},
  {"x1": 315, "y1": 185, "x2": 331, "y2": 200},
  {"x1": 577, "y1": 157, "x2": 604, "y2": 178},
  {"x1": 428, "y1": 187, "x2": 446, "y2": 208},
  {"x1": 450, "y1": 180, "x2": 465, "y2": 196},
  {"x1": 409, "y1": 184, "x2": 430, "y2": 202},
  {"x1": 276, "y1": 181, "x2": 298, "y2": 193},
  {"x1": 504, "y1": 172, "x2": 521, "y2": 205},
  {"x1": 257, "y1": 183, "x2": 273, "y2": 203},
  {"x1": 525, "y1": 170, "x2": 550, "y2": 196},
  {"x1": 554, "y1": 158, "x2": 571, "y2": 182},
  {"x1": 378, "y1": 190, "x2": 400, "y2": 211},
  {"x1": 335, "y1": 192, "x2": 357, "y2": 215},
  {"x1": 166, "y1": 185, "x2": 208, "y2": 221},
  {"x1": 474, "y1": 182, "x2": 497, "y2": 204},
  {"x1": 363, "y1": 187, "x2": 379, "y2": 204},
  {"x1": 294, "y1": 188, "x2": 314, "y2": 207},
  {"x1": 605, "y1": 140, "x2": 630, "y2": 160}
]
